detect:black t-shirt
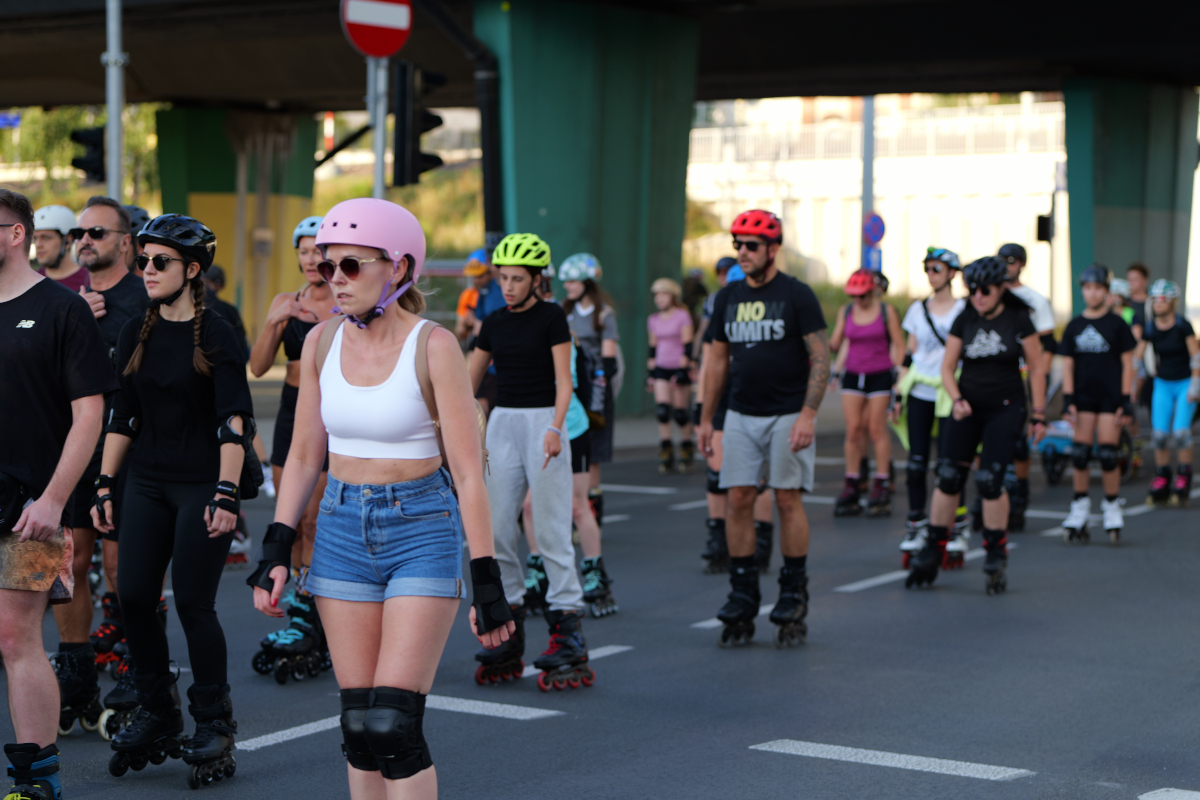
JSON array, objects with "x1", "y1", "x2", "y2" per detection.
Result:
[
  {"x1": 0, "y1": 278, "x2": 118, "y2": 496},
  {"x1": 950, "y1": 303, "x2": 1036, "y2": 410},
  {"x1": 1144, "y1": 316, "x2": 1195, "y2": 381},
  {"x1": 476, "y1": 300, "x2": 572, "y2": 408},
  {"x1": 90, "y1": 271, "x2": 149, "y2": 361},
  {"x1": 711, "y1": 273, "x2": 826, "y2": 416},
  {"x1": 111, "y1": 309, "x2": 254, "y2": 481},
  {"x1": 206, "y1": 289, "x2": 250, "y2": 363},
  {"x1": 1059, "y1": 312, "x2": 1136, "y2": 398}
]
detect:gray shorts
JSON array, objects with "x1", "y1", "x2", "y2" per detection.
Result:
[{"x1": 719, "y1": 410, "x2": 815, "y2": 491}]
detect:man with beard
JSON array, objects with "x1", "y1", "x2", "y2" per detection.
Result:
[{"x1": 33, "y1": 205, "x2": 88, "y2": 292}]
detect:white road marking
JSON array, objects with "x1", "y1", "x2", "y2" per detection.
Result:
[
  {"x1": 691, "y1": 604, "x2": 773, "y2": 630},
  {"x1": 600, "y1": 484, "x2": 677, "y2": 495},
  {"x1": 669, "y1": 499, "x2": 709, "y2": 511},
  {"x1": 519, "y1": 643, "x2": 633, "y2": 677},
  {"x1": 601, "y1": 514, "x2": 630, "y2": 524},
  {"x1": 833, "y1": 545, "x2": 1016, "y2": 593},
  {"x1": 804, "y1": 495, "x2": 835, "y2": 505},
  {"x1": 1140, "y1": 790, "x2": 1200, "y2": 799},
  {"x1": 750, "y1": 740, "x2": 1035, "y2": 781},
  {"x1": 238, "y1": 716, "x2": 340, "y2": 751}
]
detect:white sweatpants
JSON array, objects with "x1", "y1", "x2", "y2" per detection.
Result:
[{"x1": 486, "y1": 406, "x2": 583, "y2": 611}]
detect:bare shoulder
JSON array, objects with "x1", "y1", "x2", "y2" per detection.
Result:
[{"x1": 425, "y1": 322, "x2": 460, "y2": 355}]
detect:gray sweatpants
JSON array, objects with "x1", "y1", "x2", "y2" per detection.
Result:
[{"x1": 486, "y1": 406, "x2": 583, "y2": 612}]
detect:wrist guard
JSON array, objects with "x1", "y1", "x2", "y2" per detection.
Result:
[
  {"x1": 682, "y1": 342, "x2": 693, "y2": 360},
  {"x1": 648, "y1": 345, "x2": 656, "y2": 360},
  {"x1": 902, "y1": 353, "x2": 913, "y2": 368},
  {"x1": 247, "y1": 522, "x2": 297, "y2": 592},
  {"x1": 470, "y1": 557, "x2": 513, "y2": 635},
  {"x1": 692, "y1": 403, "x2": 702, "y2": 427},
  {"x1": 1062, "y1": 393, "x2": 1074, "y2": 409},
  {"x1": 602, "y1": 356, "x2": 617, "y2": 380},
  {"x1": 92, "y1": 491, "x2": 113, "y2": 527},
  {"x1": 95, "y1": 474, "x2": 116, "y2": 491},
  {"x1": 1120, "y1": 394, "x2": 1135, "y2": 418}
]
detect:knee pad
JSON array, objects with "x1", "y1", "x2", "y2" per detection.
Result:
[
  {"x1": 1175, "y1": 430, "x2": 1194, "y2": 449},
  {"x1": 1153, "y1": 430, "x2": 1172, "y2": 450},
  {"x1": 1013, "y1": 437, "x2": 1030, "y2": 462},
  {"x1": 673, "y1": 406, "x2": 691, "y2": 427},
  {"x1": 975, "y1": 463, "x2": 1006, "y2": 500},
  {"x1": 1070, "y1": 441, "x2": 1092, "y2": 470},
  {"x1": 1096, "y1": 443, "x2": 1120, "y2": 472},
  {"x1": 363, "y1": 687, "x2": 433, "y2": 781},
  {"x1": 655, "y1": 403, "x2": 671, "y2": 424},
  {"x1": 706, "y1": 466, "x2": 726, "y2": 495},
  {"x1": 906, "y1": 453, "x2": 928, "y2": 483},
  {"x1": 340, "y1": 688, "x2": 377, "y2": 772},
  {"x1": 934, "y1": 458, "x2": 964, "y2": 495}
]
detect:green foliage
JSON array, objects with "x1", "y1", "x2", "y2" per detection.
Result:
[{"x1": 686, "y1": 199, "x2": 723, "y2": 238}]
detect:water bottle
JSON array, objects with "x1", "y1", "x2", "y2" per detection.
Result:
[{"x1": 590, "y1": 369, "x2": 607, "y2": 413}]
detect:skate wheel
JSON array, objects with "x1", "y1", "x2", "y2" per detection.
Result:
[
  {"x1": 773, "y1": 627, "x2": 787, "y2": 649},
  {"x1": 188, "y1": 765, "x2": 201, "y2": 790},
  {"x1": 58, "y1": 718, "x2": 75, "y2": 737},
  {"x1": 474, "y1": 664, "x2": 488, "y2": 686},
  {"x1": 80, "y1": 714, "x2": 100, "y2": 733},
  {"x1": 224, "y1": 760, "x2": 236, "y2": 779},
  {"x1": 98, "y1": 709, "x2": 115, "y2": 742},
  {"x1": 251, "y1": 650, "x2": 273, "y2": 675},
  {"x1": 306, "y1": 656, "x2": 322, "y2": 678},
  {"x1": 273, "y1": 660, "x2": 289, "y2": 685},
  {"x1": 901, "y1": 553, "x2": 911, "y2": 569},
  {"x1": 567, "y1": 677, "x2": 581, "y2": 689},
  {"x1": 108, "y1": 753, "x2": 129, "y2": 778},
  {"x1": 291, "y1": 664, "x2": 307, "y2": 682},
  {"x1": 131, "y1": 755, "x2": 148, "y2": 771},
  {"x1": 536, "y1": 673, "x2": 551, "y2": 692},
  {"x1": 581, "y1": 669, "x2": 595, "y2": 687},
  {"x1": 150, "y1": 750, "x2": 167, "y2": 765}
]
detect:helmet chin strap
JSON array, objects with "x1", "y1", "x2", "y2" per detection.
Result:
[
  {"x1": 149, "y1": 283, "x2": 187, "y2": 309},
  {"x1": 334, "y1": 263, "x2": 412, "y2": 329},
  {"x1": 507, "y1": 283, "x2": 538, "y2": 311}
]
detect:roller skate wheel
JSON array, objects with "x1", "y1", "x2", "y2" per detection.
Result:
[
  {"x1": 536, "y1": 673, "x2": 552, "y2": 692},
  {"x1": 58, "y1": 718, "x2": 76, "y2": 737},
  {"x1": 150, "y1": 750, "x2": 167, "y2": 765},
  {"x1": 581, "y1": 669, "x2": 595, "y2": 687},
  {"x1": 188, "y1": 765, "x2": 201, "y2": 789},
  {"x1": 224, "y1": 759, "x2": 236, "y2": 778},
  {"x1": 273, "y1": 659, "x2": 289, "y2": 685},
  {"x1": 473, "y1": 664, "x2": 488, "y2": 685},
  {"x1": 131, "y1": 755, "x2": 148, "y2": 771},
  {"x1": 901, "y1": 553, "x2": 911, "y2": 569},
  {"x1": 80, "y1": 714, "x2": 100, "y2": 733},
  {"x1": 291, "y1": 663, "x2": 308, "y2": 682},
  {"x1": 108, "y1": 753, "x2": 129, "y2": 778},
  {"x1": 567, "y1": 677, "x2": 581, "y2": 689},
  {"x1": 98, "y1": 709, "x2": 115, "y2": 742},
  {"x1": 251, "y1": 650, "x2": 274, "y2": 675}
]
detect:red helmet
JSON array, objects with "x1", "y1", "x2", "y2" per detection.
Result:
[
  {"x1": 845, "y1": 269, "x2": 875, "y2": 297},
  {"x1": 731, "y1": 209, "x2": 782, "y2": 243}
]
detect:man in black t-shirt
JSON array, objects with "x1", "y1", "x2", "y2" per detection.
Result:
[
  {"x1": 699, "y1": 209, "x2": 830, "y2": 645},
  {"x1": 204, "y1": 265, "x2": 250, "y2": 361},
  {"x1": 0, "y1": 188, "x2": 116, "y2": 793}
]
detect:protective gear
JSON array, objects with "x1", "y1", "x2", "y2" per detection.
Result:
[
  {"x1": 963, "y1": 256, "x2": 1009, "y2": 290},
  {"x1": 706, "y1": 466, "x2": 726, "y2": 495},
  {"x1": 975, "y1": 463, "x2": 1006, "y2": 500},
  {"x1": 844, "y1": 269, "x2": 875, "y2": 297},
  {"x1": 1013, "y1": 436, "x2": 1030, "y2": 462},
  {"x1": 1153, "y1": 430, "x2": 1172, "y2": 449},
  {"x1": 672, "y1": 407, "x2": 690, "y2": 427},
  {"x1": 902, "y1": 353, "x2": 913, "y2": 368},
  {"x1": 340, "y1": 688, "x2": 377, "y2": 772},
  {"x1": 1109, "y1": 278, "x2": 1131, "y2": 299},
  {"x1": 1070, "y1": 441, "x2": 1092, "y2": 470},
  {"x1": 1175, "y1": 430, "x2": 1194, "y2": 448},
  {"x1": 731, "y1": 209, "x2": 783, "y2": 243},
  {"x1": 105, "y1": 406, "x2": 138, "y2": 439},
  {"x1": 998, "y1": 243, "x2": 1027, "y2": 264},
  {"x1": 655, "y1": 403, "x2": 671, "y2": 424},
  {"x1": 934, "y1": 458, "x2": 965, "y2": 495},
  {"x1": 217, "y1": 415, "x2": 248, "y2": 447},
  {"x1": 1079, "y1": 264, "x2": 1110, "y2": 286},
  {"x1": 906, "y1": 452, "x2": 927, "y2": 484},
  {"x1": 138, "y1": 214, "x2": 218, "y2": 272},
  {"x1": 715, "y1": 256, "x2": 738, "y2": 274},
  {"x1": 125, "y1": 204, "x2": 150, "y2": 235},
  {"x1": 491, "y1": 232, "x2": 550, "y2": 269},
  {"x1": 1149, "y1": 279, "x2": 1180, "y2": 300},
  {"x1": 1039, "y1": 332, "x2": 1057, "y2": 354},
  {"x1": 651, "y1": 278, "x2": 681, "y2": 298},
  {"x1": 292, "y1": 216, "x2": 323, "y2": 248},
  {"x1": 469, "y1": 557, "x2": 513, "y2": 635},
  {"x1": 602, "y1": 356, "x2": 617, "y2": 380},
  {"x1": 363, "y1": 687, "x2": 433, "y2": 780},
  {"x1": 558, "y1": 252, "x2": 602, "y2": 282},
  {"x1": 1062, "y1": 393, "x2": 1075, "y2": 409},
  {"x1": 462, "y1": 247, "x2": 489, "y2": 277},
  {"x1": 726, "y1": 265, "x2": 745, "y2": 282},
  {"x1": 1119, "y1": 394, "x2": 1135, "y2": 419},
  {"x1": 924, "y1": 247, "x2": 961, "y2": 270},
  {"x1": 692, "y1": 403, "x2": 702, "y2": 427},
  {"x1": 33, "y1": 204, "x2": 76, "y2": 236},
  {"x1": 1096, "y1": 444, "x2": 1120, "y2": 472},
  {"x1": 247, "y1": 522, "x2": 297, "y2": 592}
]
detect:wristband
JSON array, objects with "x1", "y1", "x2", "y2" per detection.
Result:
[
  {"x1": 469, "y1": 556, "x2": 513, "y2": 635},
  {"x1": 902, "y1": 353, "x2": 913, "y2": 368},
  {"x1": 648, "y1": 345, "x2": 656, "y2": 360},
  {"x1": 547, "y1": 426, "x2": 563, "y2": 438},
  {"x1": 215, "y1": 480, "x2": 239, "y2": 499},
  {"x1": 247, "y1": 522, "x2": 297, "y2": 592},
  {"x1": 683, "y1": 342, "x2": 693, "y2": 360},
  {"x1": 602, "y1": 356, "x2": 617, "y2": 380},
  {"x1": 952, "y1": 397, "x2": 964, "y2": 404},
  {"x1": 95, "y1": 474, "x2": 116, "y2": 491},
  {"x1": 1031, "y1": 416, "x2": 1047, "y2": 426},
  {"x1": 1061, "y1": 394, "x2": 1074, "y2": 409},
  {"x1": 1031, "y1": 407, "x2": 1045, "y2": 414},
  {"x1": 1120, "y1": 394, "x2": 1135, "y2": 417}
]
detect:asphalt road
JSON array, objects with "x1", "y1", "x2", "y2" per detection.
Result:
[{"x1": 6, "y1": 434, "x2": 1200, "y2": 800}]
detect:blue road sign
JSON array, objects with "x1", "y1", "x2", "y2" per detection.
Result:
[
  {"x1": 862, "y1": 212, "x2": 885, "y2": 245},
  {"x1": 863, "y1": 246, "x2": 882, "y2": 271},
  {"x1": 0, "y1": 113, "x2": 21, "y2": 129}
]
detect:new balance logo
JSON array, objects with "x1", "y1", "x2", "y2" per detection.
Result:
[{"x1": 15, "y1": 320, "x2": 34, "y2": 328}]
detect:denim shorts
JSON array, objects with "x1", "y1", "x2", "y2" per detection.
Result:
[{"x1": 306, "y1": 469, "x2": 464, "y2": 603}]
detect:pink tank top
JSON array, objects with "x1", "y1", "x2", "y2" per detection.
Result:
[{"x1": 844, "y1": 306, "x2": 892, "y2": 374}]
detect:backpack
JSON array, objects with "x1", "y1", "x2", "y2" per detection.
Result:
[{"x1": 571, "y1": 336, "x2": 606, "y2": 430}]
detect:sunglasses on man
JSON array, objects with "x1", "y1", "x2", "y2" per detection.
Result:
[
  {"x1": 732, "y1": 238, "x2": 765, "y2": 253},
  {"x1": 968, "y1": 284, "x2": 995, "y2": 297},
  {"x1": 69, "y1": 226, "x2": 122, "y2": 241}
]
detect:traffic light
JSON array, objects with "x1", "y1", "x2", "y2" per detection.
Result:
[
  {"x1": 392, "y1": 60, "x2": 445, "y2": 186},
  {"x1": 70, "y1": 127, "x2": 106, "y2": 184},
  {"x1": 1036, "y1": 214, "x2": 1053, "y2": 242}
]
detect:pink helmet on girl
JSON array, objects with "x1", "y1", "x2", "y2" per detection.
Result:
[{"x1": 315, "y1": 198, "x2": 426, "y2": 327}]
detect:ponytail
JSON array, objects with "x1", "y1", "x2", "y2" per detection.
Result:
[{"x1": 191, "y1": 279, "x2": 212, "y2": 377}]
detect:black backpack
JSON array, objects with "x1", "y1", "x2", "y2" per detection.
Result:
[{"x1": 572, "y1": 337, "x2": 606, "y2": 428}]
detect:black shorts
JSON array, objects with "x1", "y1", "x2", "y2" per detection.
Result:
[
  {"x1": 273, "y1": 383, "x2": 329, "y2": 471},
  {"x1": 651, "y1": 366, "x2": 691, "y2": 386},
  {"x1": 841, "y1": 369, "x2": 893, "y2": 398},
  {"x1": 570, "y1": 433, "x2": 591, "y2": 474},
  {"x1": 66, "y1": 446, "x2": 124, "y2": 541},
  {"x1": 475, "y1": 371, "x2": 499, "y2": 409},
  {"x1": 942, "y1": 405, "x2": 1027, "y2": 469},
  {"x1": 1073, "y1": 393, "x2": 1122, "y2": 414}
]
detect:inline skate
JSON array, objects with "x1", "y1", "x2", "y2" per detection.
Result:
[
  {"x1": 109, "y1": 673, "x2": 185, "y2": 779},
  {"x1": 833, "y1": 476, "x2": 862, "y2": 517},
  {"x1": 982, "y1": 529, "x2": 1008, "y2": 595},
  {"x1": 98, "y1": 650, "x2": 137, "y2": 742},
  {"x1": 905, "y1": 526, "x2": 947, "y2": 589},
  {"x1": 899, "y1": 512, "x2": 927, "y2": 568},
  {"x1": 533, "y1": 610, "x2": 593, "y2": 691},
  {"x1": 581, "y1": 557, "x2": 617, "y2": 617},
  {"x1": 1147, "y1": 465, "x2": 1172, "y2": 507},
  {"x1": 754, "y1": 521, "x2": 774, "y2": 572},
  {"x1": 182, "y1": 683, "x2": 237, "y2": 789},
  {"x1": 474, "y1": 604, "x2": 525, "y2": 684},
  {"x1": 717, "y1": 563, "x2": 760, "y2": 647},
  {"x1": 658, "y1": 440, "x2": 675, "y2": 475},
  {"x1": 1062, "y1": 495, "x2": 1091, "y2": 544},
  {"x1": 53, "y1": 645, "x2": 103, "y2": 737},
  {"x1": 1101, "y1": 496, "x2": 1123, "y2": 545},
  {"x1": 866, "y1": 476, "x2": 892, "y2": 517},
  {"x1": 251, "y1": 591, "x2": 329, "y2": 684},
  {"x1": 3, "y1": 743, "x2": 61, "y2": 800},
  {"x1": 944, "y1": 508, "x2": 969, "y2": 568},
  {"x1": 1172, "y1": 464, "x2": 1192, "y2": 507},
  {"x1": 90, "y1": 592, "x2": 123, "y2": 673},
  {"x1": 769, "y1": 566, "x2": 807, "y2": 648},
  {"x1": 701, "y1": 518, "x2": 729, "y2": 574},
  {"x1": 677, "y1": 440, "x2": 696, "y2": 474},
  {"x1": 522, "y1": 554, "x2": 549, "y2": 616}
]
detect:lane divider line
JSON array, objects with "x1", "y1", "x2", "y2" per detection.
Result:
[
  {"x1": 520, "y1": 644, "x2": 633, "y2": 678},
  {"x1": 1139, "y1": 790, "x2": 1200, "y2": 799},
  {"x1": 601, "y1": 514, "x2": 631, "y2": 524},
  {"x1": 669, "y1": 499, "x2": 709, "y2": 511},
  {"x1": 750, "y1": 739, "x2": 1035, "y2": 781},
  {"x1": 600, "y1": 484, "x2": 678, "y2": 495},
  {"x1": 692, "y1": 604, "x2": 773, "y2": 630}
]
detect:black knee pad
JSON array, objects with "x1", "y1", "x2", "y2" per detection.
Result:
[
  {"x1": 1013, "y1": 437, "x2": 1029, "y2": 462},
  {"x1": 906, "y1": 453, "x2": 927, "y2": 483},
  {"x1": 1070, "y1": 441, "x2": 1092, "y2": 470},
  {"x1": 340, "y1": 688, "x2": 377, "y2": 772},
  {"x1": 1096, "y1": 443, "x2": 1119, "y2": 472},
  {"x1": 706, "y1": 466, "x2": 726, "y2": 495},
  {"x1": 363, "y1": 687, "x2": 432, "y2": 780},
  {"x1": 934, "y1": 458, "x2": 964, "y2": 495},
  {"x1": 673, "y1": 406, "x2": 691, "y2": 427},
  {"x1": 655, "y1": 403, "x2": 671, "y2": 424},
  {"x1": 975, "y1": 462, "x2": 1006, "y2": 500}
]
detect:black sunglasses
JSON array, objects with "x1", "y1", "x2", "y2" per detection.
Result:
[
  {"x1": 135, "y1": 253, "x2": 186, "y2": 272},
  {"x1": 969, "y1": 284, "x2": 994, "y2": 297},
  {"x1": 69, "y1": 226, "x2": 121, "y2": 241},
  {"x1": 924, "y1": 263, "x2": 946, "y2": 274},
  {"x1": 732, "y1": 239, "x2": 762, "y2": 252},
  {"x1": 316, "y1": 256, "x2": 384, "y2": 283}
]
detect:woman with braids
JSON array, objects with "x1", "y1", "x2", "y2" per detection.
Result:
[{"x1": 92, "y1": 215, "x2": 253, "y2": 786}]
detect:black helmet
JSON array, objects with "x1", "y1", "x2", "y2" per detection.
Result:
[
  {"x1": 1079, "y1": 263, "x2": 1110, "y2": 287},
  {"x1": 998, "y1": 243, "x2": 1027, "y2": 265},
  {"x1": 138, "y1": 214, "x2": 217, "y2": 272},
  {"x1": 715, "y1": 256, "x2": 737, "y2": 273},
  {"x1": 873, "y1": 270, "x2": 889, "y2": 293},
  {"x1": 125, "y1": 204, "x2": 150, "y2": 235},
  {"x1": 963, "y1": 256, "x2": 1009, "y2": 291}
]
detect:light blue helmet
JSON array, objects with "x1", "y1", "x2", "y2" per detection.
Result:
[
  {"x1": 292, "y1": 216, "x2": 323, "y2": 248},
  {"x1": 924, "y1": 247, "x2": 961, "y2": 270},
  {"x1": 726, "y1": 264, "x2": 746, "y2": 282},
  {"x1": 558, "y1": 252, "x2": 602, "y2": 282}
]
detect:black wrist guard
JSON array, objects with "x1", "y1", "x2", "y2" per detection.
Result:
[
  {"x1": 647, "y1": 345, "x2": 656, "y2": 360},
  {"x1": 92, "y1": 491, "x2": 113, "y2": 526},
  {"x1": 682, "y1": 342, "x2": 693, "y2": 360},
  {"x1": 207, "y1": 496, "x2": 239, "y2": 519},
  {"x1": 469, "y1": 557, "x2": 512, "y2": 635},
  {"x1": 1062, "y1": 393, "x2": 1075, "y2": 409},
  {"x1": 602, "y1": 356, "x2": 617, "y2": 380},
  {"x1": 902, "y1": 353, "x2": 913, "y2": 368},
  {"x1": 95, "y1": 474, "x2": 116, "y2": 491},
  {"x1": 247, "y1": 522, "x2": 297, "y2": 592},
  {"x1": 1120, "y1": 394, "x2": 1135, "y2": 417},
  {"x1": 692, "y1": 403, "x2": 702, "y2": 427},
  {"x1": 1031, "y1": 415, "x2": 1047, "y2": 426}
]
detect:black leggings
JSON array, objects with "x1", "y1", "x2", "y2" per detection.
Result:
[
  {"x1": 118, "y1": 471, "x2": 232, "y2": 685},
  {"x1": 905, "y1": 396, "x2": 948, "y2": 513}
]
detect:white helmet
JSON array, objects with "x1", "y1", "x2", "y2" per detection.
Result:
[{"x1": 34, "y1": 205, "x2": 77, "y2": 236}]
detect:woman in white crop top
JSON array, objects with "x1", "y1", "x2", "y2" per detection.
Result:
[{"x1": 248, "y1": 198, "x2": 513, "y2": 800}]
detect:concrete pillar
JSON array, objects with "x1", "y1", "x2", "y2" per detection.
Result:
[
  {"x1": 1064, "y1": 79, "x2": 1198, "y2": 313},
  {"x1": 474, "y1": 0, "x2": 699, "y2": 415}
]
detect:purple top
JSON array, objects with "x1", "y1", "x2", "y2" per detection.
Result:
[
  {"x1": 648, "y1": 307, "x2": 691, "y2": 369},
  {"x1": 844, "y1": 305, "x2": 893, "y2": 374}
]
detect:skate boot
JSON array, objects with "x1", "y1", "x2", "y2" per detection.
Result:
[
  {"x1": 109, "y1": 672, "x2": 185, "y2": 778},
  {"x1": 533, "y1": 609, "x2": 593, "y2": 691},
  {"x1": 658, "y1": 440, "x2": 676, "y2": 474},
  {"x1": 945, "y1": 508, "x2": 970, "y2": 568},
  {"x1": 1172, "y1": 464, "x2": 1193, "y2": 507},
  {"x1": 754, "y1": 521, "x2": 774, "y2": 572},
  {"x1": 587, "y1": 487, "x2": 603, "y2": 530},
  {"x1": 833, "y1": 476, "x2": 862, "y2": 517},
  {"x1": 768, "y1": 565, "x2": 808, "y2": 648},
  {"x1": 474, "y1": 604, "x2": 526, "y2": 684},
  {"x1": 53, "y1": 645, "x2": 103, "y2": 737},
  {"x1": 1006, "y1": 469, "x2": 1027, "y2": 531},
  {"x1": 982, "y1": 529, "x2": 1008, "y2": 595},
  {"x1": 899, "y1": 512, "x2": 927, "y2": 569},
  {"x1": 1101, "y1": 496, "x2": 1124, "y2": 545},
  {"x1": 90, "y1": 592, "x2": 124, "y2": 673},
  {"x1": 4, "y1": 743, "x2": 62, "y2": 800},
  {"x1": 867, "y1": 476, "x2": 892, "y2": 517},
  {"x1": 1062, "y1": 495, "x2": 1091, "y2": 544},
  {"x1": 581, "y1": 557, "x2": 618, "y2": 617},
  {"x1": 1147, "y1": 465, "x2": 1172, "y2": 507},
  {"x1": 99, "y1": 653, "x2": 136, "y2": 742},
  {"x1": 677, "y1": 440, "x2": 696, "y2": 475},
  {"x1": 261, "y1": 592, "x2": 326, "y2": 684},
  {"x1": 700, "y1": 518, "x2": 729, "y2": 574},
  {"x1": 905, "y1": 525, "x2": 948, "y2": 589},
  {"x1": 717, "y1": 562, "x2": 761, "y2": 647},
  {"x1": 182, "y1": 683, "x2": 237, "y2": 789},
  {"x1": 522, "y1": 554, "x2": 549, "y2": 616}
]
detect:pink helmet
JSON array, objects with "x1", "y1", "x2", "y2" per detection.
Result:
[{"x1": 315, "y1": 198, "x2": 426, "y2": 326}]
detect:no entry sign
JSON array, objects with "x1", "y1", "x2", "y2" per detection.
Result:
[{"x1": 341, "y1": 0, "x2": 413, "y2": 58}]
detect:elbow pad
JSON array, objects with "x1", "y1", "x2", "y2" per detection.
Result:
[
  {"x1": 247, "y1": 522, "x2": 297, "y2": 592},
  {"x1": 1039, "y1": 333, "x2": 1057, "y2": 354},
  {"x1": 105, "y1": 407, "x2": 138, "y2": 439},
  {"x1": 217, "y1": 415, "x2": 255, "y2": 448}
]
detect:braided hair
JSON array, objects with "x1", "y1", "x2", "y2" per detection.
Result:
[
  {"x1": 122, "y1": 304, "x2": 160, "y2": 376},
  {"x1": 122, "y1": 271, "x2": 211, "y2": 376}
]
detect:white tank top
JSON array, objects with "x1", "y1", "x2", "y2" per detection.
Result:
[{"x1": 320, "y1": 319, "x2": 442, "y2": 460}]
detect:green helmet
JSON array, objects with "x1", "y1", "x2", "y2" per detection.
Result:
[
  {"x1": 492, "y1": 233, "x2": 551, "y2": 269},
  {"x1": 558, "y1": 252, "x2": 602, "y2": 282}
]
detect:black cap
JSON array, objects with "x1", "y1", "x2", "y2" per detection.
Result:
[{"x1": 998, "y1": 243, "x2": 1027, "y2": 264}]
